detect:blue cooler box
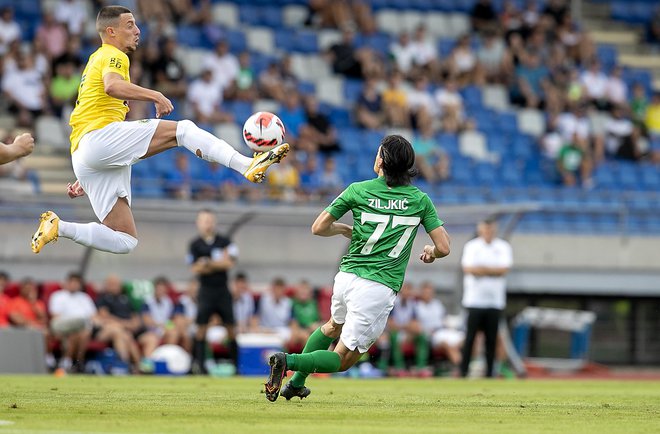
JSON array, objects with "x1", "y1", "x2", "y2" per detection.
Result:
[{"x1": 237, "y1": 333, "x2": 284, "y2": 376}]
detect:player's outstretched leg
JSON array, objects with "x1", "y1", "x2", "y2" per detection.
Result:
[
  {"x1": 174, "y1": 119, "x2": 289, "y2": 184},
  {"x1": 31, "y1": 211, "x2": 137, "y2": 254},
  {"x1": 264, "y1": 352, "x2": 287, "y2": 402}
]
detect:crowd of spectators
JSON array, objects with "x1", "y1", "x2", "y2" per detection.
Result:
[
  {"x1": 0, "y1": 269, "x2": 473, "y2": 377},
  {"x1": 1, "y1": 0, "x2": 659, "y2": 200}
]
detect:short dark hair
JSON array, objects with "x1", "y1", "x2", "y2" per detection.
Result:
[
  {"x1": 235, "y1": 272, "x2": 248, "y2": 281},
  {"x1": 96, "y1": 5, "x2": 132, "y2": 33},
  {"x1": 379, "y1": 135, "x2": 417, "y2": 187},
  {"x1": 0, "y1": 271, "x2": 8, "y2": 281},
  {"x1": 153, "y1": 276, "x2": 170, "y2": 287}
]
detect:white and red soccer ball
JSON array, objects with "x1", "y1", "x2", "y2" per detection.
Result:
[{"x1": 242, "y1": 111, "x2": 286, "y2": 153}]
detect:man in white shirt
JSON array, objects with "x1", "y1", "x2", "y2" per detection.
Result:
[
  {"x1": 460, "y1": 218, "x2": 512, "y2": 378},
  {"x1": 186, "y1": 67, "x2": 232, "y2": 124},
  {"x1": 254, "y1": 277, "x2": 293, "y2": 343},
  {"x1": 53, "y1": 0, "x2": 88, "y2": 36},
  {"x1": 202, "y1": 40, "x2": 240, "y2": 91},
  {"x1": 0, "y1": 7, "x2": 20, "y2": 55},
  {"x1": 48, "y1": 273, "x2": 97, "y2": 373},
  {"x1": 580, "y1": 60, "x2": 608, "y2": 109}
]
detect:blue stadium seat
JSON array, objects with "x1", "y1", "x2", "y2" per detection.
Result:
[
  {"x1": 177, "y1": 26, "x2": 203, "y2": 47},
  {"x1": 225, "y1": 29, "x2": 247, "y2": 52},
  {"x1": 329, "y1": 107, "x2": 352, "y2": 128},
  {"x1": 437, "y1": 133, "x2": 459, "y2": 155},
  {"x1": 344, "y1": 79, "x2": 364, "y2": 104},
  {"x1": 295, "y1": 30, "x2": 319, "y2": 53}
]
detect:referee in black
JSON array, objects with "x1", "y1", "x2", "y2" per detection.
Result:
[{"x1": 189, "y1": 209, "x2": 238, "y2": 374}]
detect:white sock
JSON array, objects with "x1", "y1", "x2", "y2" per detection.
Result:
[
  {"x1": 176, "y1": 119, "x2": 252, "y2": 174},
  {"x1": 58, "y1": 221, "x2": 138, "y2": 254}
]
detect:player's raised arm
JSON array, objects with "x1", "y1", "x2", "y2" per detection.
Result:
[
  {"x1": 103, "y1": 73, "x2": 173, "y2": 118},
  {"x1": 311, "y1": 210, "x2": 353, "y2": 239},
  {"x1": 0, "y1": 133, "x2": 34, "y2": 164},
  {"x1": 420, "y1": 225, "x2": 451, "y2": 263}
]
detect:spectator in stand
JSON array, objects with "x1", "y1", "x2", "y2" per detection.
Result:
[
  {"x1": 447, "y1": 35, "x2": 481, "y2": 86},
  {"x1": 390, "y1": 33, "x2": 415, "y2": 77},
  {"x1": 259, "y1": 61, "x2": 286, "y2": 102},
  {"x1": 540, "y1": 113, "x2": 564, "y2": 160},
  {"x1": 6, "y1": 278, "x2": 47, "y2": 331},
  {"x1": 279, "y1": 55, "x2": 300, "y2": 94},
  {"x1": 511, "y1": 50, "x2": 549, "y2": 108},
  {"x1": 232, "y1": 272, "x2": 255, "y2": 335},
  {"x1": 542, "y1": 0, "x2": 568, "y2": 26},
  {"x1": 165, "y1": 153, "x2": 193, "y2": 200},
  {"x1": 326, "y1": 28, "x2": 381, "y2": 79},
  {"x1": 52, "y1": 35, "x2": 83, "y2": 72},
  {"x1": 0, "y1": 7, "x2": 20, "y2": 56},
  {"x1": 95, "y1": 275, "x2": 160, "y2": 367},
  {"x1": 186, "y1": 67, "x2": 233, "y2": 125},
  {"x1": 54, "y1": 0, "x2": 88, "y2": 36},
  {"x1": 49, "y1": 60, "x2": 81, "y2": 118},
  {"x1": 580, "y1": 60, "x2": 609, "y2": 111},
  {"x1": 645, "y1": 92, "x2": 660, "y2": 137},
  {"x1": 406, "y1": 75, "x2": 435, "y2": 134},
  {"x1": 410, "y1": 25, "x2": 439, "y2": 76},
  {"x1": 382, "y1": 70, "x2": 410, "y2": 128},
  {"x1": 317, "y1": 157, "x2": 344, "y2": 200},
  {"x1": 141, "y1": 276, "x2": 186, "y2": 350},
  {"x1": 477, "y1": 29, "x2": 511, "y2": 84},
  {"x1": 414, "y1": 282, "x2": 463, "y2": 368},
  {"x1": 290, "y1": 280, "x2": 321, "y2": 349},
  {"x1": 647, "y1": 7, "x2": 660, "y2": 45},
  {"x1": 2, "y1": 52, "x2": 47, "y2": 127},
  {"x1": 356, "y1": 77, "x2": 384, "y2": 130},
  {"x1": 176, "y1": 278, "x2": 198, "y2": 353},
  {"x1": 460, "y1": 218, "x2": 513, "y2": 378},
  {"x1": 500, "y1": 0, "x2": 524, "y2": 38},
  {"x1": 557, "y1": 132, "x2": 592, "y2": 187},
  {"x1": 267, "y1": 156, "x2": 301, "y2": 202},
  {"x1": 202, "y1": 40, "x2": 239, "y2": 91},
  {"x1": 413, "y1": 124, "x2": 450, "y2": 184},
  {"x1": 521, "y1": 0, "x2": 541, "y2": 32},
  {"x1": 558, "y1": 103, "x2": 605, "y2": 162},
  {"x1": 388, "y1": 282, "x2": 430, "y2": 377},
  {"x1": 227, "y1": 52, "x2": 257, "y2": 102},
  {"x1": 299, "y1": 95, "x2": 341, "y2": 154},
  {"x1": 35, "y1": 11, "x2": 68, "y2": 61},
  {"x1": 147, "y1": 37, "x2": 187, "y2": 100},
  {"x1": 435, "y1": 76, "x2": 466, "y2": 134},
  {"x1": 252, "y1": 277, "x2": 293, "y2": 343},
  {"x1": 470, "y1": 0, "x2": 497, "y2": 34},
  {"x1": 278, "y1": 90, "x2": 307, "y2": 144},
  {"x1": 605, "y1": 105, "x2": 641, "y2": 161},
  {"x1": 305, "y1": 0, "x2": 376, "y2": 34},
  {"x1": 630, "y1": 83, "x2": 649, "y2": 130},
  {"x1": 48, "y1": 273, "x2": 96, "y2": 373}
]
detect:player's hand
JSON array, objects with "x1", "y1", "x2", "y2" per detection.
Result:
[
  {"x1": 12, "y1": 133, "x2": 35, "y2": 158},
  {"x1": 420, "y1": 245, "x2": 436, "y2": 263},
  {"x1": 154, "y1": 92, "x2": 174, "y2": 118},
  {"x1": 342, "y1": 225, "x2": 353, "y2": 240},
  {"x1": 67, "y1": 180, "x2": 85, "y2": 199}
]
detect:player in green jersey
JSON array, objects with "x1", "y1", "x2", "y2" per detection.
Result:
[{"x1": 264, "y1": 135, "x2": 450, "y2": 402}]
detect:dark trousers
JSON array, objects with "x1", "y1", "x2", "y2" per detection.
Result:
[{"x1": 460, "y1": 307, "x2": 502, "y2": 378}]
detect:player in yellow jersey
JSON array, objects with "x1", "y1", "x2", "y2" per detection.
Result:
[{"x1": 30, "y1": 5, "x2": 289, "y2": 255}]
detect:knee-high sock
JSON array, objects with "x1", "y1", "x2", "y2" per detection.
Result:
[
  {"x1": 286, "y1": 350, "x2": 341, "y2": 374},
  {"x1": 289, "y1": 327, "x2": 335, "y2": 388},
  {"x1": 176, "y1": 119, "x2": 252, "y2": 173},
  {"x1": 58, "y1": 221, "x2": 137, "y2": 254},
  {"x1": 193, "y1": 338, "x2": 206, "y2": 364},
  {"x1": 390, "y1": 331, "x2": 406, "y2": 370},
  {"x1": 414, "y1": 333, "x2": 430, "y2": 369}
]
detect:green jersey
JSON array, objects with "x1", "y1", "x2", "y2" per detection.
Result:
[{"x1": 326, "y1": 177, "x2": 444, "y2": 292}]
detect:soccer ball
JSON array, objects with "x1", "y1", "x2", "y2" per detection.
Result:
[{"x1": 242, "y1": 111, "x2": 286, "y2": 153}]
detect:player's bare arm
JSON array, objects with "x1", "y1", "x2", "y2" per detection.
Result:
[
  {"x1": 206, "y1": 249, "x2": 235, "y2": 272},
  {"x1": 0, "y1": 133, "x2": 34, "y2": 164},
  {"x1": 420, "y1": 225, "x2": 451, "y2": 263},
  {"x1": 103, "y1": 73, "x2": 173, "y2": 118},
  {"x1": 311, "y1": 210, "x2": 353, "y2": 239},
  {"x1": 463, "y1": 266, "x2": 510, "y2": 277}
]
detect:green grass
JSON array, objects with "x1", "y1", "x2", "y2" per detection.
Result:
[{"x1": 1, "y1": 375, "x2": 659, "y2": 434}]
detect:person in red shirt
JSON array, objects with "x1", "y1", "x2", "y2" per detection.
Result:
[{"x1": 7, "y1": 278, "x2": 48, "y2": 330}]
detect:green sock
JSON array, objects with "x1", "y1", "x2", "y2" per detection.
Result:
[
  {"x1": 286, "y1": 350, "x2": 341, "y2": 374},
  {"x1": 289, "y1": 327, "x2": 334, "y2": 388},
  {"x1": 414, "y1": 333, "x2": 430, "y2": 369},
  {"x1": 390, "y1": 331, "x2": 405, "y2": 370}
]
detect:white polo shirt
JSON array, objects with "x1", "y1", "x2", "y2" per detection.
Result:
[
  {"x1": 48, "y1": 289, "x2": 96, "y2": 320},
  {"x1": 461, "y1": 237, "x2": 513, "y2": 310},
  {"x1": 414, "y1": 298, "x2": 446, "y2": 334}
]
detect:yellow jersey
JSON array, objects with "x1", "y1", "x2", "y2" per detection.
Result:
[{"x1": 69, "y1": 44, "x2": 131, "y2": 153}]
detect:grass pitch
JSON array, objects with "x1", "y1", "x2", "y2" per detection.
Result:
[{"x1": 1, "y1": 375, "x2": 659, "y2": 434}]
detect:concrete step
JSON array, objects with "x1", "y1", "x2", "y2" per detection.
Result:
[
  {"x1": 22, "y1": 155, "x2": 71, "y2": 171},
  {"x1": 589, "y1": 30, "x2": 639, "y2": 46},
  {"x1": 36, "y1": 169, "x2": 74, "y2": 183}
]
